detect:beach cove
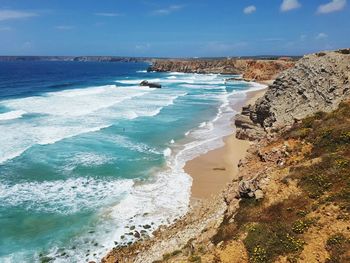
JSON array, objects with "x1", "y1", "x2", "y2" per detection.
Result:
[{"x1": 0, "y1": 61, "x2": 267, "y2": 262}]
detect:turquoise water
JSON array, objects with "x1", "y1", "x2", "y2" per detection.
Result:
[{"x1": 0, "y1": 62, "x2": 264, "y2": 262}]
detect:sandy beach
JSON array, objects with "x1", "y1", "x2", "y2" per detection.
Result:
[{"x1": 185, "y1": 87, "x2": 267, "y2": 199}]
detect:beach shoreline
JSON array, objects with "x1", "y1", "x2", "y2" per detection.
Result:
[{"x1": 185, "y1": 87, "x2": 267, "y2": 200}]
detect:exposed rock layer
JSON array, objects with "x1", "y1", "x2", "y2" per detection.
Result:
[
  {"x1": 236, "y1": 49, "x2": 350, "y2": 140},
  {"x1": 148, "y1": 59, "x2": 295, "y2": 81}
]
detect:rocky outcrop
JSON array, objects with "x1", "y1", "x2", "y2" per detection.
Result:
[
  {"x1": 140, "y1": 80, "x2": 162, "y2": 88},
  {"x1": 148, "y1": 58, "x2": 295, "y2": 81},
  {"x1": 242, "y1": 60, "x2": 294, "y2": 81},
  {"x1": 238, "y1": 178, "x2": 264, "y2": 200},
  {"x1": 148, "y1": 59, "x2": 247, "y2": 74},
  {"x1": 236, "y1": 49, "x2": 350, "y2": 140}
]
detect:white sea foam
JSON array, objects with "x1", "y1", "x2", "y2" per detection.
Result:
[
  {"x1": 4, "y1": 85, "x2": 148, "y2": 117},
  {"x1": 180, "y1": 84, "x2": 226, "y2": 90},
  {"x1": 117, "y1": 73, "x2": 226, "y2": 86},
  {"x1": 69, "y1": 78, "x2": 247, "y2": 262},
  {"x1": 0, "y1": 72, "x2": 268, "y2": 262},
  {"x1": 55, "y1": 162, "x2": 192, "y2": 263},
  {"x1": 116, "y1": 78, "x2": 161, "y2": 85},
  {"x1": 0, "y1": 110, "x2": 26, "y2": 121},
  {"x1": 0, "y1": 84, "x2": 188, "y2": 164},
  {"x1": 167, "y1": 72, "x2": 185, "y2": 75},
  {"x1": 104, "y1": 134, "x2": 161, "y2": 155},
  {"x1": 70, "y1": 152, "x2": 115, "y2": 167},
  {"x1": 199, "y1": 122, "x2": 207, "y2": 128},
  {"x1": 163, "y1": 147, "x2": 172, "y2": 157},
  {"x1": 0, "y1": 178, "x2": 134, "y2": 214}
]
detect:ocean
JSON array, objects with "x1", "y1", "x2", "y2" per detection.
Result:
[{"x1": 0, "y1": 61, "x2": 264, "y2": 262}]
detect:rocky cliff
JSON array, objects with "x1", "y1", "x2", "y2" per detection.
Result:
[
  {"x1": 236, "y1": 49, "x2": 350, "y2": 140},
  {"x1": 102, "y1": 49, "x2": 350, "y2": 263},
  {"x1": 148, "y1": 58, "x2": 295, "y2": 82}
]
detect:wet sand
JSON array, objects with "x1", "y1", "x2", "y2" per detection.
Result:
[{"x1": 185, "y1": 88, "x2": 267, "y2": 200}]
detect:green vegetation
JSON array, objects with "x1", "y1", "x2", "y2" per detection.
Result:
[
  {"x1": 211, "y1": 102, "x2": 350, "y2": 263},
  {"x1": 288, "y1": 102, "x2": 350, "y2": 211},
  {"x1": 188, "y1": 255, "x2": 201, "y2": 262},
  {"x1": 160, "y1": 249, "x2": 183, "y2": 262},
  {"x1": 291, "y1": 218, "x2": 314, "y2": 234},
  {"x1": 244, "y1": 224, "x2": 304, "y2": 263},
  {"x1": 325, "y1": 234, "x2": 350, "y2": 263}
]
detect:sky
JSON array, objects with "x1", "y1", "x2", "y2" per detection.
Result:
[{"x1": 0, "y1": 0, "x2": 349, "y2": 57}]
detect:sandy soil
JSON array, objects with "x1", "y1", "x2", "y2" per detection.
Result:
[{"x1": 185, "y1": 88, "x2": 267, "y2": 199}]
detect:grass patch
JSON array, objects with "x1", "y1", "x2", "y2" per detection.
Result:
[
  {"x1": 188, "y1": 255, "x2": 201, "y2": 262},
  {"x1": 291, "y1": 218, "x2": 315, "y2": 234},
  {"x1": 325, "y1": 234, "x2": 350, "y2": 263},
  {"x1": 244, "y1": 223, "x2": 304, "y2": 263}
]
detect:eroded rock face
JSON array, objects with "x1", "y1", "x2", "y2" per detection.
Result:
[
  {"x1": 148, "y1": 59, "x2": 246, "y2": 74},
  {"x1": 148, "y1": 59, "x2": 294, "y2": 81},
  {"x1": 242, "y1": 60, "x2": 294, "y2": 81},
  {"x1": 236, "y1": 49, "x2": 350, "y2": 140}
]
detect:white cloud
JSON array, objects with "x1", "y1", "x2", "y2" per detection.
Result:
[
  {"x1": 280, "y1": 0, "x2": 301, "y2": 12},
  {"x1": 243, "y1": 5, "x2": 256, "y2": 14},
  {"x1": 135, "y1": 43, "x2": 151, "y2": 50},
  {"x1": 316, "y1": 32, "x2": 328, "y2": 39},
  {"x1": 317, "y1": 0, "x2": 346, "y2": 14},
  {"x1": 55, "y1": 25, "x2": 75, "y2": 30},
  {"x1": 0, "y1": 26, "x2": 12, "y2": 31},
  {"x1": 95, "y1": 13, "x2": 122, "y2": 17},
  {"x1": 152, "y1": 5, "x2": 184, "y2": 16},
  {"x1": 0, "y1": 9, "x2": 37, "y2": 21}
]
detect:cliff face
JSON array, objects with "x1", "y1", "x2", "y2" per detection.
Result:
[
  {"x1": 242, "y1": 60, "x2": 294, "y2": 81},
  {"x1": 148, "y1": 59, "x2": 247, "y2": 74},
  {"x1": 148, "y1": 59, "x2": 294, "y2": 81},
  {"x1": 236, "y1": 49, "x2": 350, "y2": 140}
]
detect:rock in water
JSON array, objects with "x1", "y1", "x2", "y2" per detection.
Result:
[{"x1": 140, "y1": 80, "x2": 161, "y2": 88}]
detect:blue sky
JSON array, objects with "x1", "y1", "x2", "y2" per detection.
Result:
[{"x1": 0, "y1": 0, "x2": 349, "y2": 57}]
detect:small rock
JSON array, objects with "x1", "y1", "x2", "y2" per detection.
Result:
[
  {"x1": 254, "y1": 190, "x2": 264, "y2": 200},
  {"x1": 217, "y1": 241, "x2": 223, "y2": 248},
  {"x1": 134, "y1": 231, "x2": 141, "y2": 238}
]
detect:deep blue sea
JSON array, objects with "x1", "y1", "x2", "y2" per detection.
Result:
[{"x1": 0, "y1": 61, "x2": 264, "y2": 262}]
